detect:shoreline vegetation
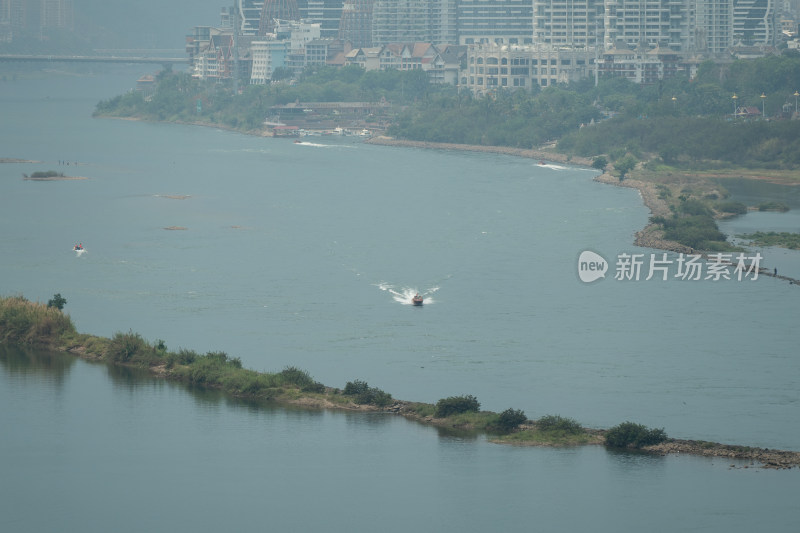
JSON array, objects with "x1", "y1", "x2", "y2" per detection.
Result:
[{"x1": 2, "y1": 294, "x2": 798, "y2": 469}]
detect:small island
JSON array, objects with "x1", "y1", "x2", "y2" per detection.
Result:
[
  {"x1": 23, "y1": 170, "x2": 86, "y2": 181},
  {"x1": 2, "y1": 294, "x2": 798, "y2": 469}
]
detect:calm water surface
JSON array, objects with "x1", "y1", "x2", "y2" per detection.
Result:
[{"x1": 1, "y1": 67, "x2": 799, "y2": 532}]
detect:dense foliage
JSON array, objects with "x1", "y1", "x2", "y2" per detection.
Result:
[
  {"x1": 740, "y1": 231, "x2": 800, "y2": 250},
  {"x1": 343, "y1": 379, "x2": 393, "y2": 406},
  {"x1": 535, "y1": 415, "x2": 584, "y2": 434},
  {"x1": 558, "y1": 116, "x2": 800, "y2": 169},
  {"x1": 494, "y1": 408, "x2": 528, "y2": 432},
  {"x1": 94, "y1": 55, "x2": 800, "y2": 170},
  {"x1": 605, "y1": 421, "x2": 668, "y2": 448},
  {"x1": 94, "y1": 66, "x2": 443, "y2": 131},
  {"x1": 0, "y1": 295, "x2": 75, "y2": 344},
  {"x1": 434, "y1": 394, "x2": 481, "y2": 418},
  {"x1": 388, "y1": 86, "x2": 599, "y2": 147}
]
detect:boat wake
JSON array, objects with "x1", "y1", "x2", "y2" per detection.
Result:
[
  {"x1": 74, "y1": 248, "x2": 86, "y2": 256},
  {"x1": 537, "y1": 163, "x2": 570, "y2": 170},
  {"x1": 376, "y1": 282, "x2": 438, "y2": 305},
  {"x1": 294, "y1": 141, "x2": 355, "y2": 148}
]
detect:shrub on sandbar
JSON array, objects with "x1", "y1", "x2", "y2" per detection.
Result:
[
  {"x1": 434, "y1": 395, "x2": 480, "y2": 418},
  {"x1": 536, "y1": 415, "x2": 583, "y2": 434},
  {"x1": 605, "y1": 421, "x2": 667, "y2": 449},
  {"x1": 343, "y1": 379, "x2": 392, "y2": 407}
]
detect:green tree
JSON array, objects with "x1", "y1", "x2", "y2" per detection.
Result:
[
  {"x1": 47, "y1": 293, "x2": 67, "y2": 310},
  {"x1": 614, "y1": 154, "x2": 637, "y2": 180},
  {"x1": 592, "y1": 156, "x2": 608, "y2": 170}
]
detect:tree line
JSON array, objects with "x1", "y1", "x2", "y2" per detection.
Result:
[{"x1": 95, "y1": 53, "x2": 800, "y2": 169}]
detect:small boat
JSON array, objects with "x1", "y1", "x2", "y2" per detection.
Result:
[
  {"x1": 73, "y1": 243, "x2": 84, "y2": 251},
  {"x1": 412, "y1": 294, "x2": 423, "y2": 306},
  {"x1": 294, "y1": 140, "x2": 302, "y2": 144}
]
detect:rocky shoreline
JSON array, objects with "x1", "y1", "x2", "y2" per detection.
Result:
[{"x1": 644, "y1": 440, "x2": 800, "y2": 470}]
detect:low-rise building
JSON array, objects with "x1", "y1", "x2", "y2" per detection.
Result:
[
  {"x1": 597, "y1": 45, "x2": 700, "y2": 84},
  {"x1": 464, "y1": 43, "x2": 596, "y2": 95}
]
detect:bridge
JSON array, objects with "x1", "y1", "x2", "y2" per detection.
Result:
[{"x1": 0, "y1": 54, "x2": 188, "y2": 66}]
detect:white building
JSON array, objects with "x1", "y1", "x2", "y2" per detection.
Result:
[
  {"x1": 465, "y1": 43, "x2": 596, "y2": 95},
  {"x1": 250, "y1": 40, "x2": 291, "y2": 84}
]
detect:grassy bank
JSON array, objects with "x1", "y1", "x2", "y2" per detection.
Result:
[{"x1": 2, "y1": 294, "x2": 798, "y2": 468}]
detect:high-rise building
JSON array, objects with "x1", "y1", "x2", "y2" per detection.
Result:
[
  {"x1": 457, "y1": 0, "x2": 534, "y2": 45},
  {"x1": 236, "y1": 0, "x2": 263, "y2": 35},
  {"x1": 339, "y1": 0, "x2": 373, "y2": 47},
  {"x1": 299, "y1": 0, "x2": 346, "y2": 39},
  {"x1": 534, "y1": 0, "x2": 604, "y2": 48},
  {"x1": 603, "y1": 0, "x2": 694, "y2": 51},
  {"x1": 372, "y1": 0, "x2": 430, "y2": 45},
  {"x1": 40, "y1": 0, "x2": 73, "y2": 31},
  {"x1": 429, "y1": 0, "x2": 458, "y2": 45},
  {"x1": 696, "y1": 0, "x2": 734, "y2": 54},
  {"x1": 0, "y1": 0, "x2": 26, "y2": 29},
  {"x1": 734, "y1": 0, "x2": 779, "y2": 45},
  {"x1": 260, "y1": 0, "x2": 301, "y2": 35}
]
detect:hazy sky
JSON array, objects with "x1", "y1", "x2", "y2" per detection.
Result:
[{"x1": 74, "y1": 0, "x2": 225, "y2": 48}]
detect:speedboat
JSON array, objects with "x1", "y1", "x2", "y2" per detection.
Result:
[
  {"x1": 412, "y1": 294, "x2": 423, "y2": 306},
  {"x1": 73, "y1": 244, "x2": 84, "y2": 251}
]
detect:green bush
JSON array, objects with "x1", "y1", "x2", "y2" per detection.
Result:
[
  {"x1": 343, "y1": 379, "x2": 392, "y2": 406},
  {"x1": 660, "y1": 215, "x2": 727, "y2": 249},
  {"x1": 757, "y1": 201, "x2": 790, "y2": 212},
  {"x1": 715, "y1": 201, "x2": 748, "y2": 215},
  {"x1": 0, "y1": 295, "x2": 75, "y2": 344},
  {"x1": 678, "y1": 198, "x2": 713, "y2": 217},
  {"x1": 605, "y1": 421, "x2": 667, "y2": 448},
  {"x1": 279, "y1": 366, "x2": 314, "y2": 388},
  {"x1": 107, "y1": 331, "x2": 149, "y2": 363},
  {"x1": 434, "y1": 395, "x2": 480, "y2": 418},
  {"x1": 536, "y1": 415, "x2": 583, "y2": 434},
  {"x1": 167, "y1": 348, "x2": 199, "y2": 367},
  {"x1": 495, "y1": 408, "x2": 527, "y2": 432},
  {"x1": 343, "y1": 379, "x2": 370, "y2": 396}
]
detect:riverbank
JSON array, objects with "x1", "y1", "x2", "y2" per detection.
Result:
[
  {"x1": 2, "y1": 294, "x2": 797, "y2": 469},
  {"x1": 365, "y1": 136, "x2": 594, "y2": 166}
]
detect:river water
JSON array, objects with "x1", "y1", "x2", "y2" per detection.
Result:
[{"x1": 1, "y1": 67, "x2": 799, "y2": 532}]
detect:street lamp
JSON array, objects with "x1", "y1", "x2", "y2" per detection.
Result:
[
  {"x1": 761, "y1": 92, "x2": 766, "y2": 118},
  {"x1": 671, "y1": 95, "x2": 676, "y2": 113},
  {"x1": 794, "y1": 91, "x2": 799, "y2": 116},
  {"x1": 732, "y1": 93, "x2": 738, "y2": 118}
]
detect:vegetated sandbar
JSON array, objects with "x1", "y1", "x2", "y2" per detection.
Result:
[
  {"x1": 3, "y1": 294, "x2": 796, "y2": 470},
  {"x1": 24, "y1": 176, "x2": 87, "y2": 181},
  {"x1": 1, "y1": 158, "x2": 41, "y2": 163},
  {"x1": 61, "y1": 337, "x2": 800, "y2": 469}
]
